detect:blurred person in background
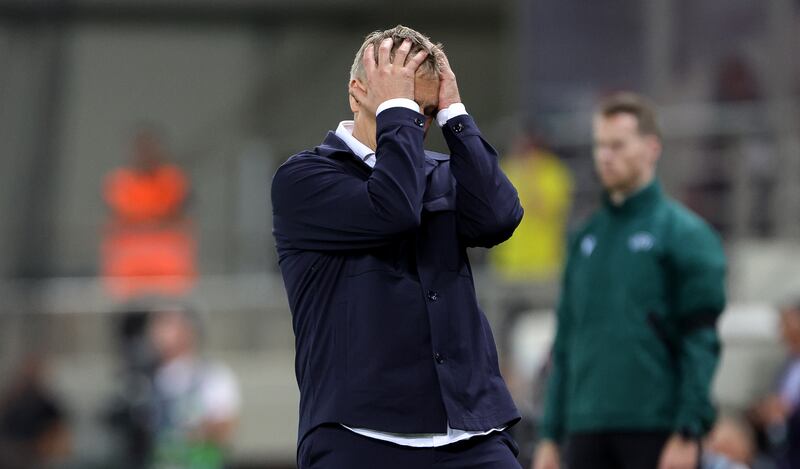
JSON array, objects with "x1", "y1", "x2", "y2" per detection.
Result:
[
  {"x1": 749, "y1": 301, "x2": 800, "y2": 469},
  {"x1": 689, "y1": 55, "x2": 773, "y2": 237},
  {"x1": 490, "y1": 129, "x2": 573, "y2": 467},
  {"x1": 491, "y1": 128, "x2": 573, "y2": 285},
  {"x1": 272, "y1": 25, "x2": 523, "y2": 468},
  {"x1": 0, "y1": 352, "x2": 71, "y2": 469},
  {"x1": 533, "y1": 92, "x2": 727, "y2": 469},
  {"x1": 703, "y1": 416, "x2": 755, "y2": 468},
  {"x1": 711, "y1": 55, "x2": 775, "y2": 238},
  {"x1": 103, "y1": 307, "x2": 160, "y2": 469},
  {"x1": 102, "y1": 126, "x2": 196, "y2": 300},
  {"x1": 148, "y1": 305, "x2": 240, "y2": 469},
  {"x1": 490, "y1": 128, "x2": 573, "y2": 392}
]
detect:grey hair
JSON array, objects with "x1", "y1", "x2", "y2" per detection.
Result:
[{"x1": 349, "y1": 25, "x2": 443, "y2": 82}]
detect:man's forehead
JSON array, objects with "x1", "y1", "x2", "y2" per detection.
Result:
[
  {"x1": 595, "y1": 113, "x2": 639, "y2": 130},
  {"x1": 594, "y1": 113, "x2": 643, "y2": 139},
  {"x1": 414, "y1": 80, "x2": 439, "y2": 114}
]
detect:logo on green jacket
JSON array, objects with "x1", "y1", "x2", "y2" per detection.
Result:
[
  {"x1": 580, "y1": 235, "x2": 596, "y2": 257},
  {"x1": 628, "y1": 232, "x2": 655, "y2": 252}
]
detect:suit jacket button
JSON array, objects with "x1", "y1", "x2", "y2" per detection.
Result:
[
  {"x1": 414, "y1": 117, "x2": 424, "y2": 127},
  {"x1": 451, "y1": 122, "x2": 464, "y2": 133},
  {"x1": 427, "y1": 290, "x2": 439, "y2": 301},
  {"x1": 434, "y1": 353, "x2": 445, "y2": 364}
]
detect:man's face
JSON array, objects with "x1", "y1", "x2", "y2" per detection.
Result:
[
  {"x1": 592, "y1": 113, "x2": 659, "y2": 193},
  {"x1": 150, "y1": 310, "x2": 194, "y2": 361}
]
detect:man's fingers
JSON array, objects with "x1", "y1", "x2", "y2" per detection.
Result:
[
  {"x1": 350, "y1": 84, "x2": 368, "y2": 106},
  {"x1": 437, "y1": 52, "x2": 455, "y2": 77},
  {"x1": 377, "y1": 37, "x2": 393, "y2": 67},
  {"x1": 362, "y1": 44, "x2": 376, "y2": 72},
  {"x1": 394, "y1": 39, "x2": 412, "y2": 67},
  {"x1": 405, "y1": 49, "x2": 428, "y2": 72},
  {"x1": 435, "y1": 51, "x2": 448, "y2": 69}
]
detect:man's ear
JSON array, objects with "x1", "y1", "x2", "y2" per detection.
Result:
[
  {"x1": 348, "y1": 79, "x2": 366, "y2": 113},
  {"x1": 646, "y1": 135, "x2": 662, "y2": 165}
]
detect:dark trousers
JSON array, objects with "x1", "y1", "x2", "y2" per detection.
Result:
[
  {"x1": 565, "y1": 431, "x2": 671, "y2": 469},
  {"x1": 298, "y1": 424, "x2": 522, "y2": 469}
]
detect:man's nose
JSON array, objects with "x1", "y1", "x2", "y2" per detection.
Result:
[{"x1": 596, "y1": 148, "x2": 613, "y2": 163}]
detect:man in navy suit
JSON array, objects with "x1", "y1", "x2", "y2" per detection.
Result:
[{"x1": 272, "y1": 25, "x2": 524, "y2": 468}]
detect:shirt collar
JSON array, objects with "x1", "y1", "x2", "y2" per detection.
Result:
[{"x1": 335, "y1": 121, "x2": 375, "y2": 168}]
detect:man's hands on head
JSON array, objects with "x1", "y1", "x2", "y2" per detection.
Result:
[
  {"x1": 436, "y1": 51, "x2": 461, "y2": 112},
  {"x1": 350, "y1": 38, "x2": 428, "y2": 117}
]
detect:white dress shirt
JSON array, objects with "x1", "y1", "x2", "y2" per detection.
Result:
[
  {"x1": 154, "y1": 356, "x2": 240, "y2": 429},
  {"x1": 333, "y1": 99, "x2": 505, "y2": 447}
]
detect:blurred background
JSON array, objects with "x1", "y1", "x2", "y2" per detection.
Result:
[{"x1": 0, "y1": 0, "x2": 798, "y2": 468}]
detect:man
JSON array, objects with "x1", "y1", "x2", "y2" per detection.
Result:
[
  {"x1": 102, "y1": 127, "x2": 196, "y2": 299},
  {"x1": 750, "y1": 301, "x2": 800, "y2": 468},
  {"x1": 272, "y1": 25, "x2": 523, "y2": 468},
  {"x1": 0, "y1": 353, "x2": 71, "y2": 469},
  {"x1": 148, "y1": 306, "x2": 240, "y2": 469},
  {"x1": 491, "y1": 131, "x2": 573, "y2": 368},
  {"x1": 492, "y1": 130, "x2": 573, "y2": 283},
  {"x1": 533, "y1": 93, "x2": 727, "y2": 469}
]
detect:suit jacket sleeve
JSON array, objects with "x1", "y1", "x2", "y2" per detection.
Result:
[
  {"x1": 669, "y1": 220, "x2": 727, "y2": 436},
  {"x1": 441, "y1": 114, "x2": 523, "y2": 248},
  {"x1": 271, "y1": 108, "x2": 427, "y2": 251}
]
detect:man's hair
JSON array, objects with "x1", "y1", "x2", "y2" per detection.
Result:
[
  {"x1": 597, "y1": 92, "x2": 662, "y2": 139},
  {"x1": 350, "y1": 25, "x2": 442, "y2": 82}
]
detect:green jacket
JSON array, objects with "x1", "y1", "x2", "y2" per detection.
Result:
[{"x1": 540, "y1": 181, "x2": 726, "y2": 442}]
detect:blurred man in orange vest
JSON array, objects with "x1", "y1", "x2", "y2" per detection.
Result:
[{"x1": 102, "y1": 127, "x2": 196, "y2": 299}]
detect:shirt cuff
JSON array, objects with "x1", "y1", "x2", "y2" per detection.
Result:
[
  {"x1": 376, "y1": 98, "x2": 420, "y2": 116},
  {"x1": 436, "y1": 103, "x2": 468, "y2": 127}
]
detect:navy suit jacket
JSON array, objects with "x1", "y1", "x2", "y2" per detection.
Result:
[{"x1": 272, "y1": 107, "x2": 523, "y2": 447}]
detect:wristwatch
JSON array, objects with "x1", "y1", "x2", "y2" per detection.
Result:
[{"x1": 678, "y1": 425, "x2": 701, "y2": 441}]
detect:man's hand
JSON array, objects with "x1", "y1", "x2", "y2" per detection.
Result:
[
  {"x1": 350, "y1": 38, "x2": 428, "y2": 117},
  {"x1": 753, "y1": 395, "x2": 790, "y2": 426},
  {"x1": 658, "y1": 434, "x2": 700, "y2": 469},
  {"x1": 531, "y1": 440, "x2": 560, "y2": 469},
  {"x1": 436, "y1": 51, "x2": 461, "y2": 111}
]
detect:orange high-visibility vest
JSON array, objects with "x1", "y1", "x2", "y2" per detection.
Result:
[
  {"x1": 101, "y1": 164, "x2": 196, "y2": 299},
  {"x1": 104, "y1": 164, "x2": 187, "y2": 223}
]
